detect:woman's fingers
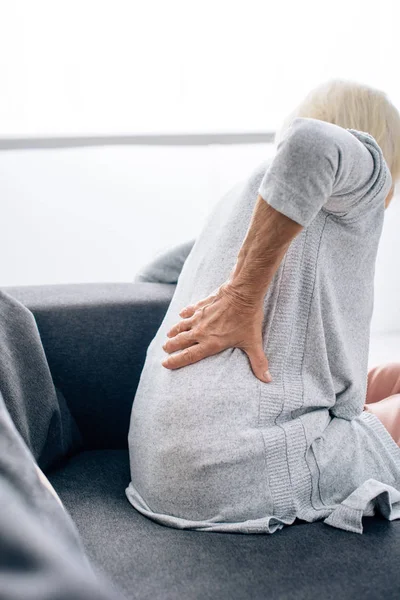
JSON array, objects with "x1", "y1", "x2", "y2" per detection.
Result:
[
  {"x1": 163, "y1": 330, "x2": 196, "y2": 354},
  {"x1": 179, "y1": 291, "x2": 219, "y2": 318},
  {"x1": 179, "y1": 305, "x2": 196, "y2": 318},
  {"x1": 162, "y1": 343, "x2": 217, "y2": 369},
  {"x1": 162, "y1": 338, "x2": 273, "y2": 380},
  {"x1": 244, "y1": 344, "x2": 272, "y2": 383},
  {"x1": 166, "y1": 317, "x2": 195, "y2": 338}
]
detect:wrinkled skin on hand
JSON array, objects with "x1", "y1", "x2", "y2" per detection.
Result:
[{"x1": 162, "y1": 282, "x2": 272, "y2": 383}]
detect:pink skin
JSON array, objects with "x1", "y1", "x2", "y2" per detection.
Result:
[{"x1": 364, "y1": 363, "x2": 400, "y2": 447}]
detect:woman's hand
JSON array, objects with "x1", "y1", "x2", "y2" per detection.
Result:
[
  {"x1": 161, "y1": 282, "x2": 272, "y2": 383},
  {"x1": 161, "y1": 195, "x2": 303, "y2": 383}
]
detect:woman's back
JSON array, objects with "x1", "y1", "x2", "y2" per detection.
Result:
[{"x1": 126, "y1": 118, "x2": 400, "y2": 534}]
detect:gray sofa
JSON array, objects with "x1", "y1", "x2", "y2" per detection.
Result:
[{"x1": 6, "y1": 282, "x2": 400, "y2": 600}]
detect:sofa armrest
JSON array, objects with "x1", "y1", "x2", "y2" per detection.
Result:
[{"x1": 2, "y1": 283, "x2": 175, "y2": 450}]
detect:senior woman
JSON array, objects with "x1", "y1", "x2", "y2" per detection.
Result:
[{"x1": 126, "y1": 79, "x2": 400, "y2": 534}]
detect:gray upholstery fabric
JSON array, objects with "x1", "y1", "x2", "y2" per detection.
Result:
[
  {"x1": 0, "y1": 289, "x2": 82, "y2": 471},
  {"x1": 49, "y1": 449, "x2": 400, "y2": 600},
  {"x1": 2, "y1": 283, "x2": 175, "y2": 450}
]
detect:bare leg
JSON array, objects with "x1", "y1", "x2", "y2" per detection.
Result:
[
  {"x1": 365, "y1": 362, "x2": 400, "y2": 404},
  {"x1": 363, "y1": 363, "x2": 400, "y2": 447},
  {"x1": 364, "y1": 394, "x2": 400, "y2": 447}
]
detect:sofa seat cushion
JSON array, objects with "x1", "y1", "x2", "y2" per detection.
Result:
[{"x1": 48, "y1": 450, "x2": 400, "y2": 600}]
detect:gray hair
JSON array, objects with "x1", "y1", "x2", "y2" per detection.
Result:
[{"x1": 275, "y1": 79, "x2": 400, "y2": 184}]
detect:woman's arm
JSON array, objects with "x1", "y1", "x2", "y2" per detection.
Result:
[
  {"x1": 162, "y1": 117, "x2": 391, "y2": 382},
  {"x1": 228, "y1": 195, "x2": 303, "y2": 304}
]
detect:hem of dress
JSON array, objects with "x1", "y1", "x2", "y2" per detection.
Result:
[{"x1": 125, "y1": 483, "x2": 296, "y2": 534}]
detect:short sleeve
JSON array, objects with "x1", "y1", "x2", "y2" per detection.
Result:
[{"x1": 258, "y1": 117, "x2": 392, "y2": 227}]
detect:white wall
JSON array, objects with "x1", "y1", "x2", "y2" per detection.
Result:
[
  {"x1": 1, "y1": 144, "x2": 399, "y2": 335},
  {"x1": 1, "y1": 1, "x2": 398, "y2": 136},
  {"x1": 0, "y1": 143, "x2": 275, "y2": 287}
]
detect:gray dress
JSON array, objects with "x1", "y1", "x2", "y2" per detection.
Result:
[{"x1": 126, "y1": 117, "x2": 400, "y2": 534}]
